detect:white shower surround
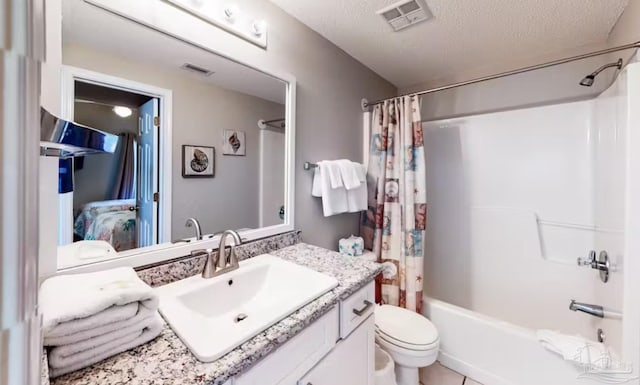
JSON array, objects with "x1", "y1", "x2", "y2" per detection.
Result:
[{"x1": 419, "y1": 62, "x2": 640, "y2": 385}]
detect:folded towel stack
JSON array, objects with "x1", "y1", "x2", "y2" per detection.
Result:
[
  {"x1": 312, "y1": 159, "x2": 367, "y2": 216},
  {"x1": 40, "y1": 267, "x2": 163, "y2": 378}
]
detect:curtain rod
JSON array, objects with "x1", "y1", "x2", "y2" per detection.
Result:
[
  {"x1": 363, "y1": 41, "x2": 640, "y2": 109},
  {"x1": 257, "y1": 118, "x2": 286, "y2": 130}
]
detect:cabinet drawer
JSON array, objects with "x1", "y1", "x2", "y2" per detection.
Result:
[
  {"x1": 234, "y1": 306, "x2": 339, "y2": 385},
  {"x1": 339, "y1": 281, "x2": 375, "y2": 338}
]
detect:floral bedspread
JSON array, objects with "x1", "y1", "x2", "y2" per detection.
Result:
[{"x1": 74, "y1": 199, "x2": 137, "y2": 251}]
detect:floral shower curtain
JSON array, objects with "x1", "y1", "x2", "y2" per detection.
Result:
[{"x1": 362, "y1": 96, "x2": 426, "y2": 313}]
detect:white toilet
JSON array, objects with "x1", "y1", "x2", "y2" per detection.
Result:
[{"x1": 374, "y1": 304, "x2": 440, "y2": 385}]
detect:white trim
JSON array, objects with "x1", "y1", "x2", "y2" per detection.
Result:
[
  {"x1": 60, "y1": 65, "x2": 173, "y2": 243},
  {"x1": 58, "y1": 192, "x2": 74, "y2": 244},
  {"x1": 362, "y1": 111, "x2": 370, "y2": 166},
  {"x1": 284, "y1": 78, "x2": 297, "y2": 234},
  {"x1": 258, "y1": 129, "x2": 265, "y2": 227}
]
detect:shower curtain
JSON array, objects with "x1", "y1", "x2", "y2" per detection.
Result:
[
  {"x1": 362, "y1": 96, "x2": 426, "y2": 313},
  {"x1": 110, "y1": 133, "x2": 136, "y2": 200}
]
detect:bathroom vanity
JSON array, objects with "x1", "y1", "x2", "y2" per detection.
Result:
[{"x1": 47, "y1": 241, "x2": 381, "y2": 385}]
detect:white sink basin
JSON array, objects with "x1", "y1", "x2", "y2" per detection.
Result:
[{"x1": 156, "y1": 253, "x2": 338, "y2": 362}]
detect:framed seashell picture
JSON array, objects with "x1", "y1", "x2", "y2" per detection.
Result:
[
  {"x1": 182, "y1": 145, "x2": 215, "y2": 177},
  {"x1": 222, "y1": 130, "x2": 246, "y2": 156}
]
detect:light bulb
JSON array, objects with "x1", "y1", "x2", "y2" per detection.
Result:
[
  {"x1": 112, "y1": 106, "x2": 132, "y2": 118},
  {"x1": 224, "y1": 4, "x2": 239, "y2": 22},
  {"x1": 251, "y1": 19, "x2": 266, "y2": 37}
]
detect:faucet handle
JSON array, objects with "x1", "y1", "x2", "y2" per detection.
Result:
[{"x1": 200, "y1": 249, "x2": 217, "y2": 278}]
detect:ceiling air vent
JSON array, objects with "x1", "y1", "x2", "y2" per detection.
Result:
[
  {"x1": 180, "y1": 63, "x2": 215, "y2": 76},
  {"x1": 377, "y1": 0, "x2": 433, "y2": 32}
]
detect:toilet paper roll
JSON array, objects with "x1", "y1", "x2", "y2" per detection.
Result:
[{"x1": 381, "y1": 262, "x2": 397, "y2": 279}]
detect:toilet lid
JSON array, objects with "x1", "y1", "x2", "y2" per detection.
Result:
[{"x1": 375, "y1": 304, "x2": 439, "y2": 346}]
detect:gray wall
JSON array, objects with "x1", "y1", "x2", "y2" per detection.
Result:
[
  {"x1": 64, "y1": 44, "x2": 287, "y2": 240},
  {"x1": 225, "y1": 0, "x2": 396, "y2": 249},
  {"x1": 411, "y1": 56, "x2": 617, "y2": 121}
]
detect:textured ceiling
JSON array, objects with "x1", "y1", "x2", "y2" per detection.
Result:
[{"x1": 268, "y1": 0, "x2": 629, "y2": 88}]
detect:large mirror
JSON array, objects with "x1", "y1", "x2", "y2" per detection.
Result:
[{"x1": 57, "y1": 0, "x2": 294, "y2": 269}]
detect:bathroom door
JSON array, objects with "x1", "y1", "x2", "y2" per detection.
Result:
[{"x1": 138, "y1": 98, "x2": 159, "y2": 247}]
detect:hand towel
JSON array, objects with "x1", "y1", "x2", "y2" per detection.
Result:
[
  {"x1": 346, "y1": 163, "x2": 367, "y2": 212},
  {"x1": 312, "y1": 161, "x2": 349, "y2": 216},
  {"x1": 48, "y1": 312, "x2": 164, "y2": 378},
  {"x1": 336, "y1": 159, "x2": 361, "y2": 190},
  {"x1": 40, "y1": 267, "x2": 158, "y2": 339},
  {"x1": 311, "y1": 166, "x2": 323, "y2": 197}
]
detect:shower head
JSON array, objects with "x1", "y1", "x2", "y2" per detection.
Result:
[
  {"x1": 579, "y1": 58, "x2": 623, "y2": 87},
  {"x1": 579, "y1": 75, "x2": 595, "y2": 87}
]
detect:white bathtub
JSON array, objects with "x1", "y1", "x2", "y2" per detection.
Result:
[{"x1": 423, "y1": 297, "x2": 629, "y2": 385}]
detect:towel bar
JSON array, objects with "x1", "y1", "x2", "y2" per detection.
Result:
[{"x1": 303, "y1": 161, "x2": 318, "y2": 170}]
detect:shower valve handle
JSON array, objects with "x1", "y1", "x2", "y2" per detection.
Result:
[
  {"x1": 577, "y1": 250, "x2": 610, "y2": 283},
  {"x1": 577, "y1": 250, "x2": 597, "y2": 266}
]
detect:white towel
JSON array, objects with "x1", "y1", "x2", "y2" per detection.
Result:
[
  {"x1": 40, "y1": 267, "x2": 158, "y2": 340},
  {"x1": 44, "y1": 302, "x2": 157, "y2": 346},
  {"x1": 336, "y1": 159, "x2": 361, "y2": 190},
  {"x1": 48, "y1": 312, "x2": 164, "y2": 378},
  {"x1": 537, "y1": 329, "x2": 617, "y2": 370},
  {"x1": 312, "y1": 161, "x2": 349, "y2": 216},
  {"x1": 346, "y1": 163, "x2": 367, "y2": 212}
]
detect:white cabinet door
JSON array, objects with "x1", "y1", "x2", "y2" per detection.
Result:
[
  {"x1": 298, "y1": 315, "x2": 374, "y2": 385},
  {"x1": 235, "y1": 307, "x2": 339, "y2": 385}
]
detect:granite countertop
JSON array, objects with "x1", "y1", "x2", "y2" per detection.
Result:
[{"x1": 50, "y1": 242, "x2": 382, "y2": 385}]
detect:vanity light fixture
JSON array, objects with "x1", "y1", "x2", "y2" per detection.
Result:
[
  {"x1": 165, "y1": 0, "x2": 268, "y2": 48},
  {"x1": 224, "y1": 4, "x2": 239, "y2": 22},
  {"x1": 113, "y1": 106, "x2": 133, "y2": 118},
  {"x1": 251, "y1": 19, "x2": 267, "y2": 37}
]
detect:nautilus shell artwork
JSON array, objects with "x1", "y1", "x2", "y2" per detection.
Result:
[{"x1": 190, "y1": 148, "x2": 209, "y2": 172}]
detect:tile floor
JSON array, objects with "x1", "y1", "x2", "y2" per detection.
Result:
[{"x1": 419, "y1": 362, "x2": 483, "y2": 385}]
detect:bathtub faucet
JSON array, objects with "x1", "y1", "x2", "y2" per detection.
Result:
[{"x1": 569, "y1": 300, "x2": 604, "y2": 318}]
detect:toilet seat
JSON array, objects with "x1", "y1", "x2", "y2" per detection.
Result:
[
  {"x1": 375, "y1": 304, "x2": 439, "y2": 351},
  {"x1": 376, "y1": 327, "x2": 439, "y2": 351}
]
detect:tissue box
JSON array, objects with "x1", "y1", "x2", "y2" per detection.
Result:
[{"x1": 339, "y1": 235, "x2": 364, "y2": 257}]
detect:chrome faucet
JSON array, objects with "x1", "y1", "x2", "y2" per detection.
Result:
[
  {"x1": 185, "y1": 217, "x2": 202, "y2": 240},
  {"x1": 199, "y1": 230, "x2": 243, "y2": 279},
  {"x1": 217, "y1": 230, "x2": 242, "y2": 270},
  {"x1": 569, "y1": 300, "x2": 604, "y2": 318}
]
